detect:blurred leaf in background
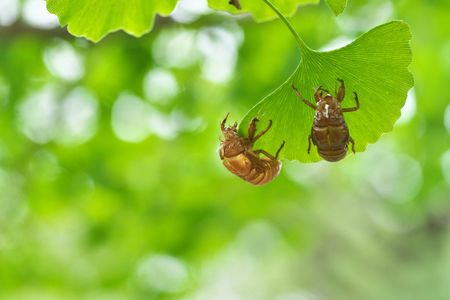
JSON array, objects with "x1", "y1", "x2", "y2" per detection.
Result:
[
  {"x1": 0, "y1": 0, "x2": 450, "y2": 300},
  {"x1": 46, "y1": 0, "x2": 179, "y2": 41}
]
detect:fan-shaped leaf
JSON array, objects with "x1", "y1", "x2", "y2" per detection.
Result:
[
  {"x1": 208, "y1": 0, "x2": 318, "y2": 21},
  {"x1": 46, "y1": 0, "x2": 345, "y2": 41},
  {"x1": 46, "y1": 0, "x2": 178, "y2": 42},
  {"x1": 238, "y1": 21, "x2": 414, "y2": 163},
  {"x1": 326, "y1": 0, "x2": 347, "y2": 15}
]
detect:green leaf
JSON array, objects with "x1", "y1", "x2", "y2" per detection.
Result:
[
  {"x1": 238, "y1": 21, "x2": 414, "y2": 163},
  {"x1": 46, "y1": 0, "x2": 342, "y2": 41},
  {"x1": 326, "y1": 0, "x2": 347, "y2": 15},
  {"x1": 208, "y1": 0, "x2": 319, "y2": 21},
  {"x1": 46, "y1": 0, "x2": 178, "y2": 42}
]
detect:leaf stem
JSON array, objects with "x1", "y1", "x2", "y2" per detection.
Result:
[{"x1": 262, "y1": 0, "x2": 310, "y2": 54}]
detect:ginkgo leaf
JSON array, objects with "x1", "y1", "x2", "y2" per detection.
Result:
[
  {"x1": 326, "y1": 0, "x2": 347, "y2": 15},
  {"x1": 208, "y1": 0, "x2": 346, "y2": 19},
  {"x1": 208, "y1": 0, "x2": 318, "y2": 21},
  {"x1": 46, "y1": 0, "x2": 178, "y2": 42},
  {"x1": 46, "y1": 0, "x2": 343, "y2": 42},
  {"x1": 238, "y1": 21, "x2": 414, "y2": 163}
]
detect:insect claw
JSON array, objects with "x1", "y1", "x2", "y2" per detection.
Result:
[
  {"x1": 221, "y1": 113, "x2": 230, "y2": 131},
  {"x1": 274, "y1": 140, "x2": 285, "y2": 159}
]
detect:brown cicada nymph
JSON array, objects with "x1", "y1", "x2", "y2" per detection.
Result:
[
  {"x1": 219, "y1": 114, "x2": 285, "y2": 185},
  {"x1": 292, "y1": 79, "x2": 360, "y2": 162}
]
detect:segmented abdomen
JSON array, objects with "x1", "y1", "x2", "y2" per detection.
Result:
[
  {"x1": 222, "y1": 153, "x2": 281, "y2": 185},
  {"x1": 312, "y1": 117, "x2": 349, "y2": 162}
]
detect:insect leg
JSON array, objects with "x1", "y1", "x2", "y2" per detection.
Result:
[
  {"x1": 315, "y1": 86, "x2": 330, "y2": 102},
  {"x1": 317, "y1": 86, "x2": 330, "y2": 94},
  {"x1": 314, "y1": 88, "x2": 322, "y2": 102},
  {"x1": 341, "y1": 92, "x2": 360, "y2": 112},
  {"x1": 252, "y1": 120, "x2": 272, "y2": 142},
  {"x1": 247, "y1": 117, "x2": 258, "y2": 140},
  {"x1": 349, "y1": 136, "x2": 356, "y2": 154},
  {"x1": 254, "y1": 141, "x2": 285, "y2": 160},
  {"x1": 337, "y1": 78, "x2": 345, "y2": 102},
  {"x1": 307, "y1": 135, "x2": 313, "y2": 154},
  {"x1": 253, "y1": 141, "x2": 286, "y2": 160},
  {"x1": 221, "y1": 113, "x2": 230, "y2": 131},
  {"x1": 254, "y1": 149, "x2": 275, "y2": 160},
  {"x1": 275, "y1": 140, "x2": 285, "y2": 159},
  {"x1": 292, "y1": 84, "x2": 317, "y2": 109}
]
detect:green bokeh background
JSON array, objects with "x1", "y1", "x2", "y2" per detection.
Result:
[{"x1": 1, "y1": 0, "x2": 450, "y2": 299}]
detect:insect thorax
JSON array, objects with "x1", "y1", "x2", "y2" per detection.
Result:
[
  {"x1": 315, "y1": 99, "x2": 342, "y2": 121},
  {"x1": 221, "y1": 136, "x2": 249, "y2": 158}
]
